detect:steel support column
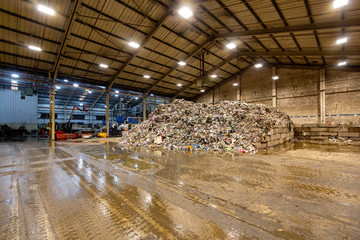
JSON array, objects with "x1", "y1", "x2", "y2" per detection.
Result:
[
  {"x1": 272, "y1": 67, "x2": 277, "y2": 108},
  {"x1": 320, "y1": 69, "x2": 326, "y2": 123},
  {"x1": 105, "y1": 92, "x2": 109, "y2": 136},
  {"x1": 142, "y1": 98, "x2": 146, "y2": 121}
]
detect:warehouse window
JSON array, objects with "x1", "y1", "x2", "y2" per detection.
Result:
[
  {"x1": 96, "y1": 116, "x2": 105, "y2": 120},
  {"x1": 72, "y1": 114, "x2": 85, "y2": 120},
  {"x1": 40, "y1": 113, "x2": 57, "y2": 119}
]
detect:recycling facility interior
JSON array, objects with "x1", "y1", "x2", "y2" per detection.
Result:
[{"x1": 0, "y1": 0, "x2": 360, "y2": 239}]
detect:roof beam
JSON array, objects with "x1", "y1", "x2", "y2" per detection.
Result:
[
  {"x1": 172, "y1": 53, "x2": 241, "y2": 99},
  {"x1": 235, "y1": 49, "x2": 359, "y2": 56},
  {"x1": 214, "y1": 19, "x2": 360, "y2": 39},
  {"x1": 106, "y1": 10, "x2": 171, "y2": 90},
  {"x1": 143, "y1": 39, "x2": 215, "y2": 96}
]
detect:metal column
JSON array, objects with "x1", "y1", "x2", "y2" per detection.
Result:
[
  {"x1": 105, "y1": 92, "x2": 109, "y2": 136},
  {"x1": 236, "y1": 74, "x2": 241, "y2": 102},
  {"x1": 142, "y1": 98, "x2": 146, "y2": 121},
  {"x1": 320, "y1": 69, "x2": 326, "y2": 123},
  {"x1": 272, "y1": 66, "x2": 277, "y2": 108}
]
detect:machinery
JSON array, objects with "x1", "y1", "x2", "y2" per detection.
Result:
[{"x1": 56, "y1": 105, "x2": 89, "y2": 140}]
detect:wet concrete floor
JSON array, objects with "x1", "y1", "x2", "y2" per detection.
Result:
[{"x1": 0, "y1": 139, "x2": 359, "y2": 239}]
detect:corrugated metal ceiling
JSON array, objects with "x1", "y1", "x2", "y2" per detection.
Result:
[{"x1": 0, "y1": 0, "x2": 359, "y2": 101}]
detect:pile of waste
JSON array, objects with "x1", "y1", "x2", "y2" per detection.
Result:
[{"x1": 120, "y1": 99, "x2": 292, "y2": 153}]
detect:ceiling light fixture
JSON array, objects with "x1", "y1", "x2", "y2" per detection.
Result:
[
  {"x1": 11, "y1": 74, "x2": 19, "y2": 78},
  {"x1": 80, "y1": 103, "x2": 83, "y2": 106},
  {"x1": 226, "y1": 42, "x2": 236, "y2": 49},
  {"x1": 336, "y1": 37, "x2": 347, "y2": 44},
  {"x1": 333, "y1": 0, "x2": 348, "y2": 9},
  {"x1": 128, "y1": 41, "x2": 140, "y2": 48},
  {"x1": 143, "y1": 75, "x2": 150, "y2": 79},
  {"x1": 64, "y1": 79, "x2": 68, "y2": 82},
  {"x1": 177, "y1": 83, "x2": 182, "y2": 87},
  {"x1": 255, "y1": 63, "x2": 263, "y2": 68},
  {"x1": 56, "y1": 86, "x2": 60, "y2": 89},
  {"x1": 115, "y1": 94, "x2": 119, "y2": 97},
  {"x1": 178, "y1": 61, "x2": 186, "y2": 66},
  {"x1": 37, "y1": 4, "x2": 55, "y2": 16},
  {"x1": 99, "y1": 63, "x2": 108, "y2": 68},
  {"x1": 88, "y1": 90, "x2": 92, "y2": 93},
  {"x1": 11, "y1": 80, "x2": 17, "y2": 84},
  {"x1": 272, "y1": 76, "x2": 279, "y2": 80},
  {"x1": 28, "y1": 45, "x2": 42, "y2": 51},
  {"x1": 233, "y1": 83, "x2": 239, "y2": 86},
  {"x1": 73, "y1": 83, "x2": 79, "y2": 87},
  {"x1": 338, "y1": 61, "x2": 347, "y2": 66},
  {"x1": 200, "y1": 89, "x2": 205, "y2": 92},
  {"x1": 135, "y1": 97, "x2": 138, "y2": 100},
  {"x1": 178, "y1": 6, "x2": 193, "y2": 19},
  {"x1": 210, "y1": 74, "x2": 217, "y2": 78},
  {"x1": 115, "y1": 90, "x2": 119, "y2": 93}
]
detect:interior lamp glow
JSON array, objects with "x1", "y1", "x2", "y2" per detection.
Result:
[
  {"x1": 255, "y1": 63, "x2": 263, "y2": 68},
  {"x1": 336, "y1": 37, "x2": 347, "y2": 44},
  {"x1": 333, "y1": 0, "x2": 348, "y2": 9},
  {"x1": 226, "y1": 42, "x2": 236, "y2": 49},
  {"x1": 37, "y1": 4, "x2": 55, "y2": 16},
  {"x1": 178, "y1": 6, "x2": 193, "y2": 19},
  {"x1": 128, "y1": 41, "x2": 140, "y2": 48}
]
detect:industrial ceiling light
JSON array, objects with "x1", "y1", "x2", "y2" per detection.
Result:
[
  {"x1": 99, "y1": 63, "x2": 108, "y2": 68},
  {"x1": 272, "y1": 76, "x2": 279, "y2": 80},
  {"x1": 226, "y1": 42, "x2": 236, "y2": 49},
  {"x1": 115, "y1": 94, "x2": 119, "y2": 97},
  {"x1": 210, "y1": 74, "x2": 217, "y2": 78},
  {"x1": 135, "y1": 97, "x2": 138, "y2": 100},
  {"x1": 73, "y1": 83, "x2": 79, "y2": 87},
  {"x1": 80, "y1": 103, "x2": 83, "y2": 106},
  {"x1": 178, "y1": 61, "x2": 186, "y2": 66},
  {"x1": 115, "y1": 90, "x2": 119, "y2": 93},
  {"x1": 150, "y1": 93, "x2": 154, "y2": 96},
  {"x1": 338, "y1": 61, "x2": 347, "y2": 66},
  {"x1": 200, "y1": 89, "x2": 205, "y2": 92},
  {"x1": 28, "y1": 45, "x2": 42, "y2": 51},
  {"x1": 64, "y1": 79, "x2": 68, "y2": 82},
  {"x1": 143, "y1": 75, "x2": 150, "y2": 79},
  {"x1": 333, "y1": 0, "x2": 348, "y2": 8},
  {"x1": 336, "y1": 37, "x2": 347, "y2": 44},
  {"x1": 56, "y1": 86, "x2": 60, "y2": 89},
  {"x1": 128, "y1": 41, "x2": 140, "y2": 48},
  {"x1": 87, "y1": 90, "x2": 92, "y2": 93},
  {"x1": 37, "y1": 4, "x2": 55, "y2": 16},
  {"x1": 178, "y1": 6, "x2": 193, "y2": 19},
  {"x1": 11, "y1": 80, "x2": 17, "y2": 84},
  {"x1": 11, "y1": 74, "x2": 19, "y2": 78},
  {"x1": 177, "y1": 83, "x2": 182, "y2": 87},
  {"x1": 255, "y1": 63, "x2": 263, "y2": 68},
  {"x1": 233, "y1": 83, "x2": 239, "y2": 86}
]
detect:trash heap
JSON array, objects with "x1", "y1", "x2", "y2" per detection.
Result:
[{"x1": 120, "y1": 99, "x2": 293, "y2": 153}]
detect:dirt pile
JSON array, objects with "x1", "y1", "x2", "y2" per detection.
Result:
[{"x1": 120, "y1": 99, "x2": 292, "y2": 153}]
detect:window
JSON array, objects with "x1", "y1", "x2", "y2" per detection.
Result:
[
  {"x1": 72, "y1": 114, "x2": 85, "y2": 120},
  {"x1": 40, "y1": 113, "x2": 57, "y2": 119}
]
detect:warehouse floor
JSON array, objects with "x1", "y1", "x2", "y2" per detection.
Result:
[{"x1": 0, "y1": 140, "x2": 359, "y2": 239}]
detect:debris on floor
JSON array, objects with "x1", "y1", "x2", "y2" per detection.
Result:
[{"x1": 120, "y1": 99, "x2": 293, "y2": 153}]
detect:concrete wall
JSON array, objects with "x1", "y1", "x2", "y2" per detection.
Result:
[{"x1": 197, "y1": 67, "x2": 360, "y2": 124}]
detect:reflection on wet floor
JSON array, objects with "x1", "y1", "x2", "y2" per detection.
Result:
[{"x1": 0, "y1": 139, "x2": 359, "y2": 239}]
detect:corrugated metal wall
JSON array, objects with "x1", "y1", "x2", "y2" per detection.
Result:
[{"x1": 0, "y1": 89, "x2": 38, "y2": 124}]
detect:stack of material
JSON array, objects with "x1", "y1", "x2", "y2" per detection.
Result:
[
  {"x1": 120, "y1": 99, "x2": 293, "y2": 153},
  {"x1": 295, "y1": 123, "x2": 360, "y2": 142}
]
